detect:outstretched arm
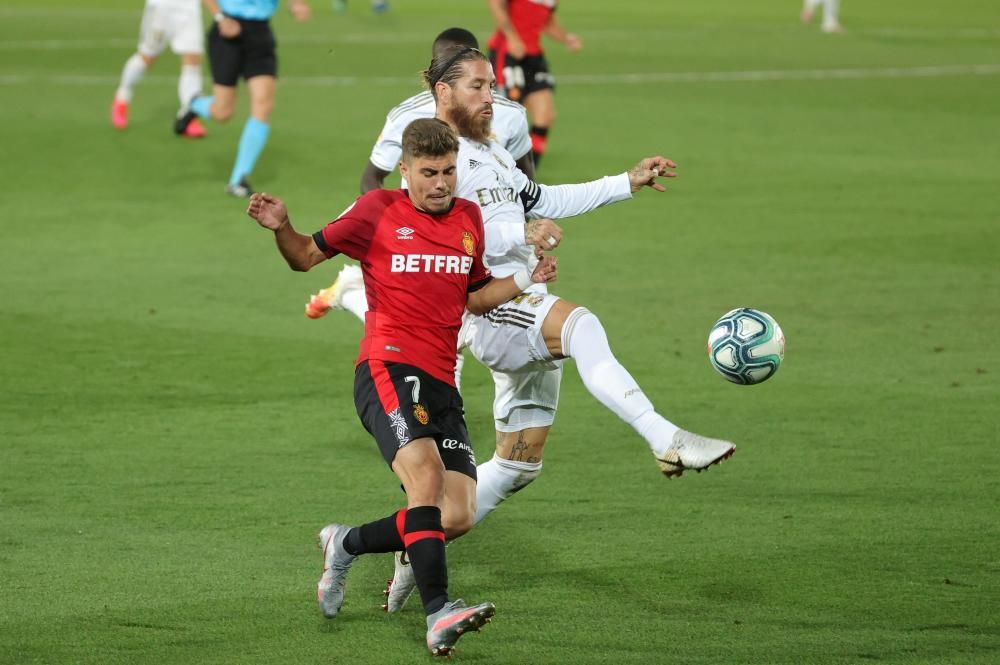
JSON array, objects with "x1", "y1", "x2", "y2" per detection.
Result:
[
  {"x1": 466, "y1": 256, "x2": 558, "y2": 315},
  {"x1": 247, "y1": 193, "x2": 327, "y2": 272},
  {"x1": 527, "y1": 155, "x2": 678, "y2": 219}
]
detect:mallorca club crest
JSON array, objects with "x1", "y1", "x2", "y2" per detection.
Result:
[
  {"x1": 461, "y1": 231, "x2": 475, "y2": 256},
  {"x1": 413, "y1": 403, "x2": 429, "y2": 425}
]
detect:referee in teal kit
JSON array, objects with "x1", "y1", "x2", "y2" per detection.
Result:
[{"x1": 176, "y1": 0, "x2": 312, "y2": 197}]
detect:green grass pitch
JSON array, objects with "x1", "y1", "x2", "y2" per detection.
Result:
[{"x1": 2, "y1": 0, "x2": 999, "y2": 663}]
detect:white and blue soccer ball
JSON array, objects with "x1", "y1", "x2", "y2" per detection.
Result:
[{"x1": 707, "y1": 308, "x2": 785, "y2": 385}]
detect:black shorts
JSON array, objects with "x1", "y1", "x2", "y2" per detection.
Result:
[
  {"x1": 489, "y1": 51, "x2": 555, "y2": 102},
  {"x1": 354, "y1": 360, "x2": 477, "y2": 480},
  {"x1": 207, "y1": 19, "x2": 277, "y2": 86}
]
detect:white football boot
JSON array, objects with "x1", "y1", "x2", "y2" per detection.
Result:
[
  {"x1": 655, "y1": 429, "x2": 736, "y2": 478},
  {"x1": 305, "y1": 264, "x2": 364, "y2": 319},
  {"x1": 382, "y1": 550, "x2": 416, "y2": 612},
  {"x1": 426, "y1": 599, "x2": 495, "y2": 656}
]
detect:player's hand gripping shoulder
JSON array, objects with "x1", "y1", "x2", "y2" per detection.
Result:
[
  {"x1": 525, "y1": 218, "x2": 562, "y2": 251},
  {"x1": 628, "y1": 156, "x2": 678, "y2": 193}
]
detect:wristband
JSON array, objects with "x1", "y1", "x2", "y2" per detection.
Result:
[
  {"x1": 214, "y1": 12, "x2": 225, "y2": 22},
  {"x1": 513, "y1": 270, "x2": 533, "y2": 291}
]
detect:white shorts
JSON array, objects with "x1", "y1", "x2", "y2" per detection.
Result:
[
  {"x1": 137, "y1": 3, "x2": 203, "y2": 57},
  {"x1": 458, "y1": 291, "x2": 564, "y2": 431}
]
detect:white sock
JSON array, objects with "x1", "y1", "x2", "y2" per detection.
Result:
[
  {"x1": 804, "y1": 0, "x2": 822, "y2": 10},
  {"x1": 177, "y1": 64, "x2": 202, "y2": 110},
  {"x1": 474, "y1": 454, "x2": 541, "y2": 524},
  {"x1": 562, "y1": 308, "x2": 679, "y2": 457},
  {"x1": 822, "y1": 0, "x2": 841, "y2": 28},
  {"x1": 341, "y1": 289, "x2": 368, "y2": 322},
  {"x1": 115, "y1": 54, "x2": 147, "y2": 103}
]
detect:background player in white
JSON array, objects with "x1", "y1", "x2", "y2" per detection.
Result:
[
  {"x1": 175, "y1": 0, "x2": 313, "y2": 197},
  {"x1": 801, "y1": 0, "x2": 844, "y2": 33},
  {"x1": 360, "y1": 27, "x2": 535, "y2": 194},
  {"x1": 111, "y1": 0, "x2": 207, "y2": 137},
  {"x1": 308, "y1": 27, "x2": 538, "y2": 338}
]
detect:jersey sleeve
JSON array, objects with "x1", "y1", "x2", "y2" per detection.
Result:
[
  {"x1": 502, "y1": 103, "x2": 532, "y2": 161},
  {"x1": 312, "y1": 195, "x2": 381, "y2": 260},
  {"x1": 526, "y1": 173, "x2": 633, "y2": 220},
  {"x1": 367, "y1": 113, "x2": 404, "y2": 173}
]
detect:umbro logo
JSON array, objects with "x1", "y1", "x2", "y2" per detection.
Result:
[
  {"x1": 396, "y1": 226, "x2": 415, "y2": 240},
  {"x1": 469, "y1": 159, "x2": 482, "y2": 170}
]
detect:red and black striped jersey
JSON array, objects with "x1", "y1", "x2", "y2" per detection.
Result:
[{"x1": 313, "y1": 189, "x2": 491, "y2": 385}]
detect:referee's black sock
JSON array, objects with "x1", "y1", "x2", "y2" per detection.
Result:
[
  {"x1": 344, "y1": 509, "x2": 406, "y2": 555},
  {"x1": 403, "y1": 505, "x2": 449, "y2": 615}
]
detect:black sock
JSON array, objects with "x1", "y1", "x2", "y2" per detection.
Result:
[
  {"x1": 344, "y1": 509, "x2": 406, "y2": 555},
  {"x1": 403, "y1": 506, "x2": 448, "y2": 615}
]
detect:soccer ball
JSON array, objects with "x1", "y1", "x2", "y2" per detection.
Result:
[{"x1": 707, "y1": 308, "x2": 785, "y2": 385}]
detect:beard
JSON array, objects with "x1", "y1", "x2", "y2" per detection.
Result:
[{"x1": 451, "y1": 102, "x2": 492, "y2": 144}]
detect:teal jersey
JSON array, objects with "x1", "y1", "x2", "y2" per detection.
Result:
[{"x1": 219, "y1": 0, "x2": 278, "y2": 20}]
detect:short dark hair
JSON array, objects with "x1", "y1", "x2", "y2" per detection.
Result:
[
  {"x1": 401, "y1": 118, "x2": 459, "y2": 162},
  {"x1": 432, "y1": 27, "x2": 478, "y2": 59},
  {"x1": 422, "y1": 45, "x2": 490, "y2": 97}
]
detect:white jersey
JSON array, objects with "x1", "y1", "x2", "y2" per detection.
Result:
[
  {"x1": 369, "y1": 91, "x2": 532, "y2": 174},
  {"x1": 455, "y1": 137, "x2": 633, "y2": 282},
  {"x1": 146, "y1": 0, "x2": 200, "y2": 10}
]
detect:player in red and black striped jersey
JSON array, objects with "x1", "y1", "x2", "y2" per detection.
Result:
[
  {"x1": 487, "y1": 0, "x2": 582, "y2": 166},
  {"x1": 246, "y1": 118, "x2": 557, "y2": 656}
]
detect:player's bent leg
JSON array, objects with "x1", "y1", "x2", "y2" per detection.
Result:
[
  {"x1": 175, "y1": 52, "x2": 206, "y2": 137},
  {"x1": 207, "y1": 83, "x2": 237, "y2": 122},
  {"x1": 176, "y1": 83, "x2": 235, "y2": 137},
  {"x1": 224, "y1": 76, "x2": 274, "y2": 196},
  {"x1": 392, "y1": 437, "x2": 446, "y2": 506},
  {"x1": 545, "y1": 301, "x2": 736, "y2": 477},
  {"x1": 385, "y1": 468, "x2": 475, "y2": 614},
  {"x1": 475, "y1": 425, "x2": 547, "y2": 524},
  {"x1": 524, "y1": 90, "x2": 556, "y2": 164},
  {"x1": 305, "y1": 264, "x2": 366, "y2": 320},
  {"x1": 441, "y1": 469, "x2": 476, "y2": 539},
  {"x1": 111, "y1": 53, "x2": 156, "y2": 129}
]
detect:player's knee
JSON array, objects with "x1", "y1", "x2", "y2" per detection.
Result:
[
  {"x1": 212, "y1": 104, "x2": 235, "y2": 122},
  {"x1": 250, "y1": 103, "x2": 273, "y2": 123},
  {"x1": 442, "y1": 510, "x2": 474, "y2": 539}
]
